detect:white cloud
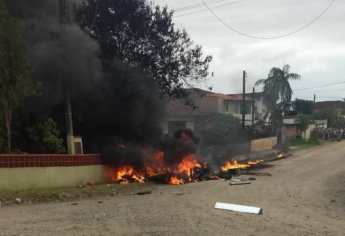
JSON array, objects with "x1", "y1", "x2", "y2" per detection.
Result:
[{"x1": 155, "y1": 0, "x2": 345, "y2": 101}]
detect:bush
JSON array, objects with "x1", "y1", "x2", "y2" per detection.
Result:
[{"x1": 26, "y1": 118, "x2": 66, "y2": 154}]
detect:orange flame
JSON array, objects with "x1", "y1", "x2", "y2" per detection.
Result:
[
  {"x1": 169, "y1": 176, "x2": 185, "y2": 185},
  {"x1": 277, "y1": 152, "x2": 283, "y2": 158},
  {"x1": 247, "y1": 160, "x2": 264, "y2": 165},
  {"x1": 221, "y1": 160, "x2": 249, "y2": 171},
  {"x1": 114, "y1": 166, "x2": 146, "y2": 183}
]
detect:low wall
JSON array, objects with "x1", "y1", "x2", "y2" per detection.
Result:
[
  {"x1": 251, "y1": 137, "x2": 277, "y2": 152},
  {"x1": 0, "y1": 154, "x2": 111, "y2": 191},
  {"x1": 0, "y1": 165, "x2": 110, "y2": 191}
]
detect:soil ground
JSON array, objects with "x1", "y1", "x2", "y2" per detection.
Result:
[{"x1": 0, "y1": 142, "x2": 345, "y2": 236}]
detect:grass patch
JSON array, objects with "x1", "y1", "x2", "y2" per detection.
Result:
[{"x1": 290, "y1": 137, "x2": 321, "y2": 148}]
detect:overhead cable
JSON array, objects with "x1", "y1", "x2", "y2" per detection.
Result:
[{"x1": 200, "y1": 0, "x2": 336, "y2": 39}]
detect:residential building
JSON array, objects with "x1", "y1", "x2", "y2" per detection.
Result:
[
  {"x1": 189, "y1": 89, "x2": 254, "y2": 125},
  {"x1": 232, "y1": 92, "x2": 270, "y2": 123},
  {"x1": 159, "y1": 88, "x2": 255, "y2": 135}
]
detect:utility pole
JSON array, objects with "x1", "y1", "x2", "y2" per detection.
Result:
[
  {"x1": 242, "y1": 71, "x2": 246, "y2": 129},
  {"x1": 59, "y1": 0, "x2": 75, "y2": 154},
  {"x1": 313, "y1": 94, "x2": 316, "y2": 115},
  {"x1": 252, "y1": 87, "x2": 255, "y2": 139}
]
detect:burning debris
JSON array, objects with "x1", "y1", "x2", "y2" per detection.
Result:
[
  {"x1": 277, "y1": 152, "x2": 284, "y2": 158},
  {"x1": 102, "y1": 129, "x2": 270, "y2": 185}
]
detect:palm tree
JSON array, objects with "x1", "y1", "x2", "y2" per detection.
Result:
[{"x1": 255, "y1": 65, "x2": 301, "y2": 132}]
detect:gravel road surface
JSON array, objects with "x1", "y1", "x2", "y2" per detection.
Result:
[{"x1": 1, "y1": 142, "x2": 344, "y2": 236}]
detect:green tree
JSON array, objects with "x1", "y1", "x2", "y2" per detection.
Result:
[
  {"x1": 255, "y1": 65, "x2": 301, "y2": 131},
  {"x1": 26, "y1": 118, "x2": 66, "y2": 154},
  {"x1": 0, "y1": 2, "x2": 35, "y2": 152},
  {"x1": 314, "y1": 108, "x2": 344, "y2": 128},
  {"x1": 297, "y1": 114, "x2": 312, "y2": 133},
  {"x1": 286, "y1": 99, "x2": 313, "y2": 115},
  {"x1": 74, "y1": 0, "x2": 212, "y2": 104}
]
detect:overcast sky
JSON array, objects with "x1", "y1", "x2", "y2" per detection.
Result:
[{"x1": 154, "y1": 0, "x2": 345, "y2": 102}]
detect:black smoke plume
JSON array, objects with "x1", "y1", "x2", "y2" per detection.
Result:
[{"x1": 4, "y1": 0, "x2": 164, "y2": 152}]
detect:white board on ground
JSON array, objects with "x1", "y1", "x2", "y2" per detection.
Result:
[{"x1": 214, "y1": 202, "x2": 262, "y2": 215}]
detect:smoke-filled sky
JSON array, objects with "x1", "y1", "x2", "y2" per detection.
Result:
[{"x1": 155, "y1": 0, "x2": 345, "y2": 102}]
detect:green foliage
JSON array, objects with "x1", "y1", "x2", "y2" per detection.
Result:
[
  {"x1": 297, "y1": 114, "x2": 312, "y2": 132},
  {"x1": 8, "y1": 149, "x2": 26, "y2": 154},
  {"x1": 199, "y1": 115, "x2": 241, "y2": 147},
  {"x1": 26, "y1": 119, "x2": 66, "y2": 154},
  {"x1": 0, "y1": 2, "x2": 35, "y2": 152},
  {"x1": 290, "y1": 137, "x2": 320, "y2": 148},
  {"x1": 285, "y1": 99, "x2": 313, "y2": 115},
  {"x1": 314, "y1": 108, "x2": 344, "y2": 128},
  {"x1": 255, "y1": 65, "x2": 301, "y2": 131},
  {"x1": 75, "y1": 0, "x2": 212, "y2": 104}
]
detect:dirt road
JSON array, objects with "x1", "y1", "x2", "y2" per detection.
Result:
[{"x1": 1, "y1": 142, "x2": 345, "y2": 236}]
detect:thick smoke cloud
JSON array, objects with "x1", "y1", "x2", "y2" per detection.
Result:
[
  {"x1": 4, "y1": 0, "x2": 165, "y2": 152},
  {"x1": 3, "y1": 0, "x2": 102, "y2": 107},
  {"x1": 102, "y1": 129, "x2": 201, "y2": 171}
]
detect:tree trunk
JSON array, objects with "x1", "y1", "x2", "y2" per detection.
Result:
[
  {"x1": 271, "y1": 108, "x2": 276, "y2": 133},
  {"x1": 3, "y1": 103, "x2": 12, "y2": 153}
]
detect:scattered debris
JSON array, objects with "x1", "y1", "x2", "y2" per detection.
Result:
[
  {"x1": 249, "y1": 177, "x2": 256, "y2": 181},
  {"x1": 71, "y1": 203, "x2": 78, "y2": 205},
  {"x1": 87, "y1": 182, "x2": 96, "y2": 187},
  {"x1": 120, "y1": 182, "x2": 128, "y2": 185},
  {"x1": 78, "y1": 185, "x2": 84, "y2": 188},
  {"x1": 137, "y1": 190, "x2": 152, "y2": 195},
  {"x1": 330, "y1": 200, "x2": 336, "y2": 203},
  {"x1": 230, "y1": 182, "x2": 251, "y2": 186},
  {"x1": 215, "y1": 202, "x2": 262, "y2": 215},
  {"x1": 98, "y1": 201, "x2": 103, "y2": 204},
  {"x1": 230, "y1": 178, "x2": 242, "y2": 182},
  {"x1": 243, "y1": 172, "x2": 272, "y2": 177},
  {"x1": 15, "y1": 198, "x2": 21, "y2": 204}
]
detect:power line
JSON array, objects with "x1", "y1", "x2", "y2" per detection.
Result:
[
  {"x1": 294, "y1": 88, "x2": 345, "y2": 93},
  {"x1": 294, "y1": 81, "x2": 345, "y2": 91},
  {"x1": 175, "y1": 0, "x2": 233, "y2": 12},
  {"x1": 175, "y1": 0, "x2": 245, "y2": 18},
  {"x1": 200, "y1": 0, "x2": 336, "y2": 39}
]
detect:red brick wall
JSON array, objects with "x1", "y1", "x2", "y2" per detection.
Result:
[{"x1": 0, "y1": 154, "x2": 102, "y2": 168}]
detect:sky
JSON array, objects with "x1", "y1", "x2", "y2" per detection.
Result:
[{"x1": 154, "y1": 0, "x2": 345, "y2": 102}]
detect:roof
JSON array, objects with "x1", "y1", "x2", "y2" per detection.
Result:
[
  {"x1": 185, "y1": 88, "x2": 252, "y2": 101},
  {"x1": 315, "y1": 101, "x2": 345, "y2": 110},
  {"x1": 206, "y1": 93, "x2": 253, "y2": 101},
  {"x1": 231, "y1": 92, "x2": 264, "y2": 99},
  {"x1": 166, "y1": 100, "x2": 206, "y2": 116}
]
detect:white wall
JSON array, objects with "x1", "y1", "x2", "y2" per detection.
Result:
[
  {"x1": 255, "y1": 96, "x2": 270, "y2": 122},
  {"x1": 186, "y1": 122, "x2": 195, "y2": 131},
  {"x1": 302, "y1": 124, "x2": 316, "y2": 140}
]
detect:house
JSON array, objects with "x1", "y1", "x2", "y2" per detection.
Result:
[
  {"x1": 159, "y1": 88, "x2": 254, "y2": 136},
  {"x1": 158, "y1": 100, "x2": 209, "y2": 136},
  {"x1": 189, "y1": 89, "x2": 254, "y2": 125},
  {"x1": 232, "y1": 92, "x2": 271, "y2": 123}
]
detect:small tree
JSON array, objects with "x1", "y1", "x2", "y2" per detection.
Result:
[
  {"x1": 0, "y1": 2, "x2": 35, "y2": 152},
  {"x1": 297, "y1": 114, "x2": 312, "y2": 133},
  {"x1": 26, "y1": 118, "x2": 66, "y2": 154}
]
